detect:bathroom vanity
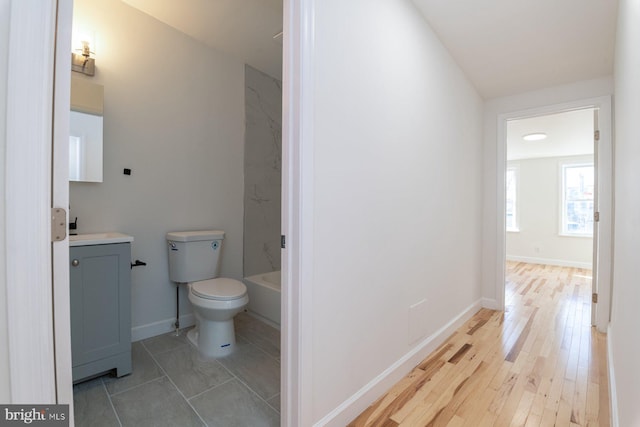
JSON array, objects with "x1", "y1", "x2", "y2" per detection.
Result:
[{"x1": 69, "y1": 233, "x2": 133, "y2": 382}]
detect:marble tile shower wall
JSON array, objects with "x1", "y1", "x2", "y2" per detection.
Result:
[{"x1": 243, "y1": 65, "x2": 282, "y2": 277}]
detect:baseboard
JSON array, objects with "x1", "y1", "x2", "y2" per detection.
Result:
[
  {"x1": 131, "y1": 313, "x2": 196, "y2": 342},
  {"x1": 246, "y1": 310, "x2": 281, "y2": 331},
  {"x1": 481, "y1": 298, "x2": 499, "y2": 310},
  {"x1": 607, "y1": 324, "x2": 618, "y2": 427},
  {"x1": 313, "y1": 299, "x2": 482, "y2": 427},
  {"x1": 506, "y1": 255, "x2": 592, "y2": 269}
]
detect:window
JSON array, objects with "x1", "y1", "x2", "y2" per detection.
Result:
[
  {"x1": 561, "y1": 163, "x2": 594, "y2": 236},
  {"x1": 506, "y1": 166, "x2": 518, "y2": 231}
]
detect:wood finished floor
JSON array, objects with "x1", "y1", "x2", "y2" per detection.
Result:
[{"x1": 349, "y1": 262, "x2": 610, "y2": 427}]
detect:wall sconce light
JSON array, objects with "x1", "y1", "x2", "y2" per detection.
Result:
[{"x1": 71, "y1": 39, "x2": 95, "y2": 76}]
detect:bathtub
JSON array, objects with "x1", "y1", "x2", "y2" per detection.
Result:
[{"x1": 243, "y1": 270, "x2": 281, "y2": 328}]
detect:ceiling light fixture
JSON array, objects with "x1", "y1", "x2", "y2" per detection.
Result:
[{"x1": 522, "y1": 133, "x2": 548, "y2": 141}]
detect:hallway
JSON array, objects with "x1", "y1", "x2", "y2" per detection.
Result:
[{"x1": 349, "y1": 262, "x2": 610, "y2": 426}]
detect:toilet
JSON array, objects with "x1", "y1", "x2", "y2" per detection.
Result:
[{"x1": 166, "y1": 230, "x2": 248, "y2": 358}]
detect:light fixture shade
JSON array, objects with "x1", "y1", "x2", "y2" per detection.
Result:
[
  {"x1": 71, "y1": 29, "x2": 96, "y2": 76},
  {"x1": 522, "y1": 133, "x2": 548, "y2": 141},
  {"x1": 71, "y1": 52, "x2": 95, "y2": 76}
]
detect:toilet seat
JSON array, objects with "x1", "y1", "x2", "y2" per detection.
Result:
[{"x1": 191, "y1": 278, "x2": 247, "y2": 301}]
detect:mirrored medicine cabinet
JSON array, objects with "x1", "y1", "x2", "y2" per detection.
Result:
[{"x1": 69, "y1": 77, "x2": 103, "y2": 182}]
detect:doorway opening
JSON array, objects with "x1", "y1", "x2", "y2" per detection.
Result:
[
  {"x1": 505, "y1": 108, "x2": 596, "y2": 321},
  {"x1": 496, "y1": 96, "x2": 612, "y2": 333}
]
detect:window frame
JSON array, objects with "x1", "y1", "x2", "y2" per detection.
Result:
[
  {"x1": 559, "y1": 161, "x2": 595, "y2": 237},
  {"x1": 505, "y1": 164, "x2": 520, "y2": 232}
]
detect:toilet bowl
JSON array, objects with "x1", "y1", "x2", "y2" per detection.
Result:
[{"x1": 186, "y1": 278, "x2": 248, "y2": 358}]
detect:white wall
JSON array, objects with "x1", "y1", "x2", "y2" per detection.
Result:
[
  {"x1": 0, "y1": 0, "x2": 11, "y2": 403},
  {"x1": 70, "y1": 0, "x2": 245, "y2": 338},
  {"x1": 506, "y1": 156, "x2": 593, "y2": 268},
  {"x1": 610, "y1": 1, "x2": 640, "y2": 425},
  {"x1": 309, "y1": 0, "x2": 483, "y2": 423},
  {"x1": 482, "y1": 77, "x2": 613, "y2": 306}
]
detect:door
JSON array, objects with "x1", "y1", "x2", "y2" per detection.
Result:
[
  {"x1": 4, "y1": 0, "x2": 74, "y2": 410},
  {"x1": 591, "y1": 109, "x2": 599, "y2": 326},
  {"x1": 5, "y1": 0, "x2": 61, "y2": 403}
]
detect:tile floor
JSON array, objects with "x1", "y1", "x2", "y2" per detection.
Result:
[{"x1": 73, "y1": 313, "x2": 280, "y2": 427}]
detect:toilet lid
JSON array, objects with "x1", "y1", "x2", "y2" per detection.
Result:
[{"x1": 191, "y1": 278, "x2": 247, "y2": 301}]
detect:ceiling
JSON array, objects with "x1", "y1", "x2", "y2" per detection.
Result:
[
  {"x1": 507, "y1": 108, "x2": 594, "y2": 161},
  {"x1": 121, "y1": 0, "x2": 283, "y2": 79},
  {"x1": 122, "y1": 0, "x2": 618, "y2": 99},
  {"x1": 412, "y1": 0, "x2": 618, "y2": 99}
]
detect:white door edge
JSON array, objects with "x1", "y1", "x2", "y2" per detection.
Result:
[
  {"x1": 281, "y1": 0, "x2": 316, "y2": 425},
  {"x1": 591, "y1": 109, "x2": 600, "y2": 326},
  {"x1": 52, "y1": 0, "x2": 74, "y2": 416}
]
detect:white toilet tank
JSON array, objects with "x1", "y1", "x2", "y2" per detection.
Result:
[{"x1": 167, "y1": 230, "x2": 225, "y2": 283}]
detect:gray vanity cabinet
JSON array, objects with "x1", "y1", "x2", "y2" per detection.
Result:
[{"x1": 70, "y1": 242, "x2": 132, "y2": 382}]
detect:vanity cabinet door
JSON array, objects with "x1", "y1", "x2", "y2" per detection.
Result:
[{"x1": 70, "y1": 243, "x2": 131, "y2": 382}]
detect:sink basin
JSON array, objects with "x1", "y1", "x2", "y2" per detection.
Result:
[{"x1": 69, "y1": 232, "x2": 134, "y2": 246}]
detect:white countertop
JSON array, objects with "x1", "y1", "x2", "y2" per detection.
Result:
[{"x1": 69, "y1": 232, "x2": 134, "y2": 247}]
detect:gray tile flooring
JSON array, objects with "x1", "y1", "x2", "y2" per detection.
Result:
[{"x1": 73, "y1": 313, "x2": 280, "y2": 427}]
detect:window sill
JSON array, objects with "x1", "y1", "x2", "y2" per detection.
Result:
[
  {"x1": 559, "y1": 233, "x2": 593, "y2": 238},
  {"x1": 506, "y1": 229, "x2": 520, "y2": 233}
]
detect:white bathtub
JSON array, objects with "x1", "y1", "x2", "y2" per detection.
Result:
[{"x1": 243, "y1": 270, "x2": 281, "y2": 328}]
